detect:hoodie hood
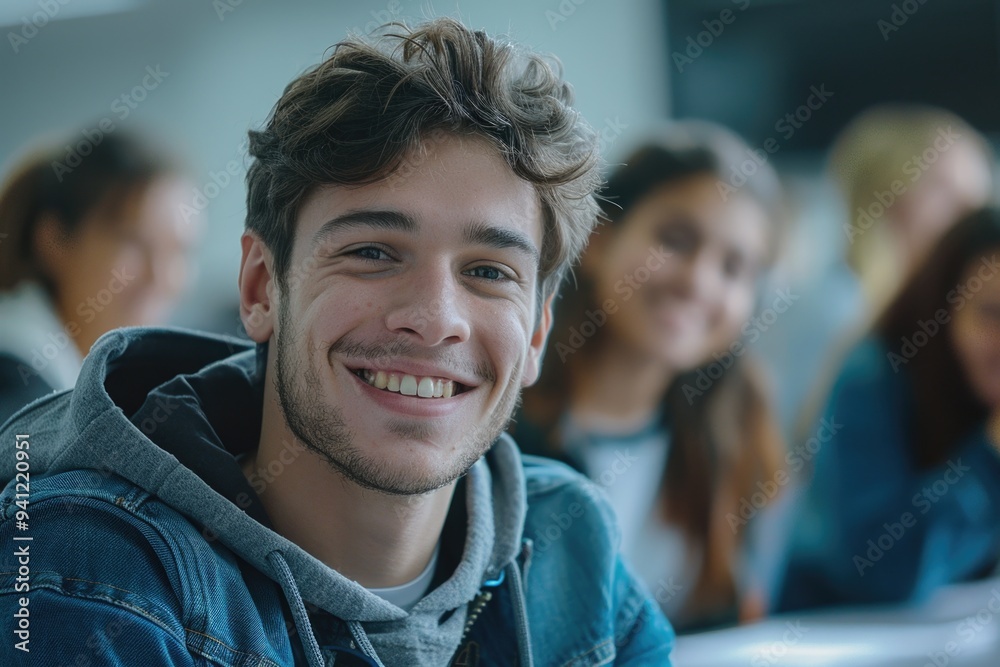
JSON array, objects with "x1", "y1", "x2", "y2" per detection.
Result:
[{"x1": 0, "y1": 326, "x2": 531, "y2": 666}]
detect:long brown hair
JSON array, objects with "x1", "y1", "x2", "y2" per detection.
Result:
[
  {"x1": 518, "y1": 121, "x2": 786, "y2": 623},
  {"x1": 876, "y1": 207, "x2": 1000, "y2": 469}
]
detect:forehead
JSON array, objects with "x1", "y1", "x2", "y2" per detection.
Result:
[{"x1": 295, "y1": 134, "x2": 543, "y2": 249}]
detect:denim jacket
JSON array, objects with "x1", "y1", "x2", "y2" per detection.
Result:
[{"x1": 0, "y1": 327, "x2": 673, "y2": 665}]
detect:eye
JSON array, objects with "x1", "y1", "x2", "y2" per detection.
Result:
[
  {"x1": 465, "y1": 265, "x2": 510, "y2": 282},
  {"x1": 723, "y1": 252, "x2": 745, "y2": 279},
  {"x1": 657, "y1": 224, "x2": 696, "y2": 253},
  {"x1": 350, "y1": 246, "x2": 392, "y2": 263}
]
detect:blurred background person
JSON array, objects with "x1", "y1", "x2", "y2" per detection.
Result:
[
  {"x1": 511, "y1": 121, "x2": 789, "y2": 633},
  {"x1": 0, "y1": 131, "x2": 201, "y2": 424},
  {"x1": 834, "y1": 105, "x2": 994, "y2": 314},
  {"x1": 759, "y1": 105, "x2": 995, "y2": 443},
  {"x1": 778, "y1": 207, "x2": 1000, "y2": 612}
]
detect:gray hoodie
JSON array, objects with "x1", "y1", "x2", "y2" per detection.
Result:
[{"x1": 0, "y1": 326, "x2": 534, "y2": 666}]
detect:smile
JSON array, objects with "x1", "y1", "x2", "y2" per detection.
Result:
[{"x1": 352, "y1": 369, "x2": 468, "y2": 399}]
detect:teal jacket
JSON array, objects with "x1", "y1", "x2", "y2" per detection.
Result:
[{"x1": 778, "y1": 336, "x2": 1000, "y2": 610}]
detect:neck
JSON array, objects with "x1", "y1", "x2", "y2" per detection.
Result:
[
  {"x1": 244, "y1": 394, "x2": 453, "y2": 588},
  {"x1": 568, "y1": 337, "x2": 673, "y2": 432}
]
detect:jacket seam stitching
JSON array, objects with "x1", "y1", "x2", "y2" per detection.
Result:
[
  {"x1": 184, "y1": 627, "x2": 281, "y2": 667},
  {"x1": 559, "y1": 636, "x2": 614, "y2": 667}
]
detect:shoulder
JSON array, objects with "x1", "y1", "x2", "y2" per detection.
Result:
[
  {"x1": 0, "y1": 471, "x2": 243, "y2": 624},
  {"x1": 0, "y1": 471, "x2": 191, "y2": 637},
  {"x1": 0, "y1": 470, "x2": 294, "y2": 663},
  {"x1": 825, "y1": 335, "x2": 910, "y2": 415},
  {"x1": 521, "y1": 455, "x2": 620, "y2": 558}
]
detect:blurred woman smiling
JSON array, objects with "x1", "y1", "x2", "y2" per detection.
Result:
[
  {"x1": 512, "y1": 121, "x2": 788, "y2": 632},
  {"x1": 0, "y1": 131, "x2": 200, "y2": 423}
]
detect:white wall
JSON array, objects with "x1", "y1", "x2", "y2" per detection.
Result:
[{"x1": 1, "y1": 0, "x2": 669, "y2": 332}]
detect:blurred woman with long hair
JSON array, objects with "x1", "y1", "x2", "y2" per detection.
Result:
[
  {"x1": 511, "y1": 121, "x2": 788, "y2": 632},
  {"x1": 0, "y1": 131, "x2": 200, "y2": 423},
  {"x1": 778, "y1": 207, "x2": 1000, "y2": 611}
]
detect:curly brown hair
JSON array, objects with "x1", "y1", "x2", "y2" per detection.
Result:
[{"x1": 245, "y1": 17, "x2": 603, "y2": 306}]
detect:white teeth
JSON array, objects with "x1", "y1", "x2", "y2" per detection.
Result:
[
  {"x1": 417, "y1": 377, "x2": 435, "y2": 397},
  {"x1": 359, "y1": 369, "x2": 459, "y2": 399},
  {"x1": 399, "y1": 375, "x2": 418, "y2": 396}
]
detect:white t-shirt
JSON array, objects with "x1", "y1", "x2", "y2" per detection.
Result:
[
  {"x1": 561, "y1": 413, "x2": 696, "y2": 617},
  {"x1": 367, "y1": 544, "x2": 440, "y2": 612}
]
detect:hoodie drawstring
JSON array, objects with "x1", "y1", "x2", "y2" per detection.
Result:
[
  {"x1": 267, "y1": 551, "x2": 327, "y2": 667},
  {"x1": 346, "y1": 621, "x2": 386, "y2": 667},
  {"x1": 505, "y1": 559, "x2": 534, "y2": 667}
]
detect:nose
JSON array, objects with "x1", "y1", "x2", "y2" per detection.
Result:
[
  {"x1": 670, "y1": 251, "x2": 722, "y2": 303},
  {"x1": 383, "y1": 262, "x2": 471, "y2": 346}
]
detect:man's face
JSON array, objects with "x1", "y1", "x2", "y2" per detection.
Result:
[{"x1": 243, "y1": 134, "x2": 551, "y2": 495}]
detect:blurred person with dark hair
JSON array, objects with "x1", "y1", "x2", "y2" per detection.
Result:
[
  {"x1": 778, "y1": 207, "x2": 1000, "y2": 611},
  {"x1": 0, "y1": 131, "x2": 200, "y2": 423},
  {"x1": 511, "y1": 121, "x2": 789, "y2": 633},
  {"x1": 0, "y1": 19, "x2": 673, "y2": 666}
]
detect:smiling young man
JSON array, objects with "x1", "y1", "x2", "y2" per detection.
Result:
[{"x1": 0, "y1": 18, "x2": 673, "y2": 666}]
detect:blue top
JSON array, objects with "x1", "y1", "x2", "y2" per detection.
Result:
[
  {"x1": 0, "y1": 327, "x2": 674, "y2": 666},
  {"x1": 777, "y1": 336, "x2": 1000, "y2": 611}
]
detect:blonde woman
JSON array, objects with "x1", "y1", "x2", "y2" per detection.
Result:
[{"x1": 833, "y1": 104, "x2": 993, "y2": 312}]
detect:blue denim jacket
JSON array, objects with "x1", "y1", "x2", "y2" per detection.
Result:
[{"x1": 0, "y1": 327, "x2": 673, "y2": 665}]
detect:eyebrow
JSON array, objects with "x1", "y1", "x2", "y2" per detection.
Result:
[
  {"x1": 463, "y1": 221, "x2": 540, "y2": 264},
  {"x1": 312, "y1": 209, "x2": 540, "y2": 263},
  {"x1": 312, "y1": 210, "x2": 417, "y2": 246}
]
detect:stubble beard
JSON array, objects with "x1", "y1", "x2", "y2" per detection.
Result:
[{"x1": 273, "y1": 299, "x2": 522, "y2": 496}]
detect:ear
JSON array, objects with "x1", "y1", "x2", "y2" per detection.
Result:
[
  {"x1": 521, "y1": 291, "x2": 555, "y2": 387},
  {"x1": 238, "y1": 232, "x2": 276, "y2": 343}
]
